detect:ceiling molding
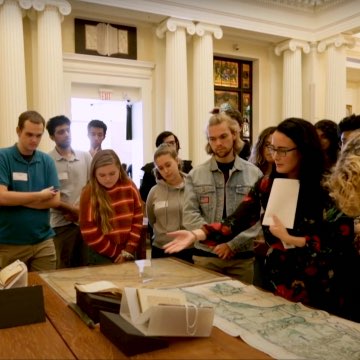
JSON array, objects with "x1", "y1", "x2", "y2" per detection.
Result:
[
  {"x1": 71, "y1": 0, "x2": 360, "y2": 42},
  {"x1": 252, "y1": 0, "x2": 348, "y2": 13}
]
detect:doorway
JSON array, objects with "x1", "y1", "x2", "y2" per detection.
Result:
[{"x1": 71, "y1": 97, "x2": 143, "y2": 187}]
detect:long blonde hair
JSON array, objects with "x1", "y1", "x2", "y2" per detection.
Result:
[
  {"x1": 89, "y1": 149, "x2": 129, "y2": 233},
  {"x1": 326, "y1": 130, "x2": 360, "y2": 217}
]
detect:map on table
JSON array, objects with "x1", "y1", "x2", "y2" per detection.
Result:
[
  {"x1": 180, "y1": 279, "x2": 360, "y2": 360},
  {"x1": 39, "y1": 258, "x2": 229, "y2": 303}
]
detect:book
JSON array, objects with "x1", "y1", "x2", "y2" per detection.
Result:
[
  {"x1": 0, "y1": 260, "x2": 28, "y2": 290},
  {"x1": 137, "y1": 288, "x2": 187, "y2": 313},
  {"x1": 75, "y1": 281, "x2": 122, "y2": 297}
]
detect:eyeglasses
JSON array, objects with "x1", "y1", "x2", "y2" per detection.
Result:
[
  {"x1": 164, "y1": 141, "x2": 176, "y2": 146},
  {"x1": 267, "y1": 145, "x2": 297, "y2": 157}
]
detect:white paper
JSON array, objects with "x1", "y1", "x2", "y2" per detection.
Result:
[
  {"x1": 262, "y1": 178, "x2": 299, "y2": 229},
  {"x1": 74, "y1": 280, "x2": 120, "y2": 293}
]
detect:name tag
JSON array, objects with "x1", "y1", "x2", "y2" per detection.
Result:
[
  {"x1": 200, "y1": 196, "x2": 209, "y2": 204},
  {"x1": 12, "y1": 172, "x2": 28, "y2": 181},
  {"x1": 58, "y1": 172, "x2": 69, "y2": 180},
  {"x1": 154, "y1": 201, "x2": 168, "y2": 210}
]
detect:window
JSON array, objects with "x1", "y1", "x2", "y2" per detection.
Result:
[{"x1": 214, "y1": 57, "x2": 252, "y2": 142}]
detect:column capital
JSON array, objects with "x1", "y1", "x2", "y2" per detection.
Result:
[
  {"x1": 0, "y1": 0, "x2": 28, "y2": 9},
  {"x1": 317, "y1": 34, "x2": 356, "y2": 53},
  {"x1": 275, "y1": 39, "x2": 310, "y2": 56},
  {"x1": 195, "y1": 22, "x2": 223, "y2": 39},
  {"x1": 19, "y1": 0, "x2": 71, "y2": 15},
  {"x1": 156, "y1": 17, "x2": 195, "y2": 39}
]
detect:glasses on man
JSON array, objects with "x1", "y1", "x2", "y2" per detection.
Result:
[
  {"x1": 164, "y1": 141, "x2": 176, "y2": 146},
  {"x1": 267, "y1": 145, "x2": 297, "y2": 157}
]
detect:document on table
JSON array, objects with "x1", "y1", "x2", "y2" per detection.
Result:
[{"x1": 262, "y1": 178, "x2": 299, "y2": 230}]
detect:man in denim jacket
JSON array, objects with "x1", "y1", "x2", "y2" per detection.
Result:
[{"x1": 183, "y1": 110, "x2": 262, "y2": 283}]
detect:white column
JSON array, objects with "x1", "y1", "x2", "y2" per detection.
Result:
[
  {"x1": 0, "y1": 0, "x2": 31, "y2": 147},
  {"x1": 306, "y1": 42, "x2": 319, "y2": 122},
  {"x1": 318, "y1": 35, "x2": 356, "y2": 122},
  {"x1": 32, "y1": 0, "x2": 71, "y2": 150},
  {"x1": 275, "y1": 39, "x2": 310, "y2": 119},
  {"x1": 156, "y1": 18, "x2": 195, "y2": 160},
  {"x1": 192, "y1": 23, "x2": 223, "y2": 166}
]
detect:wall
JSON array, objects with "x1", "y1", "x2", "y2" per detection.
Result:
[
  {"x1": 21, "y1": 3, "x2": 360, "y2": 161},
  {"x1": 213, "y1": 35, "x2": 283, "y2": 136}
]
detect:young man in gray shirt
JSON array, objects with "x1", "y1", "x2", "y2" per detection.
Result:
[{"x1": 47, "y1": 115, "x2": 92, "y2": 268}]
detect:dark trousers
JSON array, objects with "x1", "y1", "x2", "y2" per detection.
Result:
[
  {"x1": 151, "y1": 245, "x2": 194, "y2": 264},
  {"x1": 53, "y1": 224, "x2": 87, "y2": 269}
]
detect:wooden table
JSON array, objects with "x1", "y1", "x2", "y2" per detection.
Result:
[
  {"x1": 38, "y1": 272, "x2": 272, "y2": 359},
  {"x1": 0, "y1": 308, "x2": 75, "y2": 360},
  {"x1": 0, "y1": 269, "x2": 272, "y2": 360}
]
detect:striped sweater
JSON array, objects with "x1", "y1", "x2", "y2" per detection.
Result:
[{"x1": 79, "y1": 180, "x2": 143, "y2": 261}]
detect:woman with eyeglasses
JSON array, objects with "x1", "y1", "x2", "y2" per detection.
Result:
[
  {"x1": 314, "y1": 119, "x2": 340, "y2": 172},
  {"x1": 164, "y1": 118, "x2": 327, "y2": 306},
  {"x1": 248, "y1": 126, "x2": 277, "y2": 176}
]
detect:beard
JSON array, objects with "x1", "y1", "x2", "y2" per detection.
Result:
[
  {"x1": 58, "y1": 140, "x2": 71, "y2": 149},
  {"x1": 214, "y1": 147, "x2": 233, "y2": 159}
]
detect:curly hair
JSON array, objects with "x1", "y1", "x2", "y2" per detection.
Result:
[
  {"x1": 88, "y1": 149, "x2": 129, "y2": 233},
  {"x1": 248, "y1": 126, "x2": 276, "y2": 173},
  {"x1": 326, "y1": 130, "x2": 360, "y2": 217}
]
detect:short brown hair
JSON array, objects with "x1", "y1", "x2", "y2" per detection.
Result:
[{"x1": 18, "y1": 111, "x2": 45, "y2": 130}]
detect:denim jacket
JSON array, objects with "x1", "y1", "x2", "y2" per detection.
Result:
[{"x1": 183, "y1": 155, "x2": 263, "y2": 253}]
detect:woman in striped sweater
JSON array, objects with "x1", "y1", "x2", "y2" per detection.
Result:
[{"x1": 79, "y1": 150, "x2": 143, "y2": 265}]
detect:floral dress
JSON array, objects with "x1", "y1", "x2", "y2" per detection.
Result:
[{"x1": 201, "y1": 175, "x2": 324, "y2": 306}]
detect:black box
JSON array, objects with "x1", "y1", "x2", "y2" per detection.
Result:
[
  {"x1": 76, "y1": 289, "x2": 121, "y2": 323},
  {"x1": 100, "y1": 311, "x2": 168, "y2": 356},
  {"x1": 0, "y1": 285, "x2": 45, "y2": 329}
]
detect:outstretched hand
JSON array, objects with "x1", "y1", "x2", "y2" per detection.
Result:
[{"x1": 163, "y1": 230, "x2": 195, "y2": 253}]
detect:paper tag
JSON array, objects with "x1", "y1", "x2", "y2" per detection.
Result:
[
  {"x1": 58, "y1": 172, "x2": 69, "y2": 180},
  {"x1": 154, "y1": 201, "x2": 168, "y2": 210},
  {"x1": 12, "y1": 172, "x2": 28, "y2": 181}
]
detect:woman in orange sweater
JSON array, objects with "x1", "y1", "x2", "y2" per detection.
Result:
[{"x1": 79, "y1": 150, "x2": 143, "y2": 265}]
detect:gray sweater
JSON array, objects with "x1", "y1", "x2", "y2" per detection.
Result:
[{"x1": 146, "y1": 174, "x2": 187, "y2": 249}]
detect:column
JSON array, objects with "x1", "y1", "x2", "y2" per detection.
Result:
[
  {"x1": 275, "y1": 39, "x2": 310, "y2": 119},
  {"x1": 156, "y1": 18, "x2": 195, "y2": 159},
  {"x1": 0, "y1": 0, "x2": 31, "y2": 147},
  {"x1": 192, "y1": 23, "x2": 223, "y2": 166},
  {"x1": 32, "y1": 0, "x2": 71, "y2": 150},
  {"x1": 318, "y1": 35, "x2": 356, "y2": 122},
  {"x1": 306, "y1": 42, "x2": 319, "y2": 122}
]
